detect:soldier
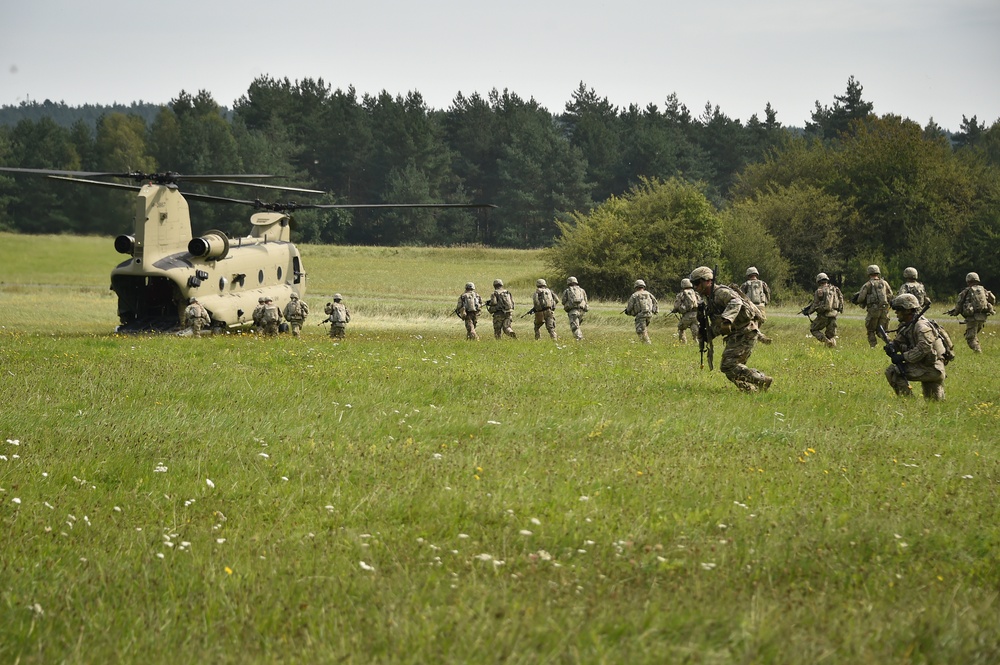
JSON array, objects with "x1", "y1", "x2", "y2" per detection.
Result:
[
  {"x1": 690, "y1": 266, "x2": 772, "y2": 392},
  {"x1": 670, "y1": 278, "x2": 701, "y2": 344},
  {"x1": 944, "y1": 272, "x2": 996, "y2": 352},
  {"x1": 560, "y1": 276, "x2": 588, "y2": 341},
  {"x1": 624, "y1": 279, "x2": 658, "y2": 344},
  {"x1": 531, "y1": 278, "x2": 559, "y2": 341},
  {"x1": 283, "y1": 292, "x2": 309, "y2": 338},
  {"x1": 884, "y1": 294, "x2": 947, "y2": 400},
  {"x1": 455, "y1": 282, "x2": 483, "y2": 340},
  {"x1": 802, "y1": 273, "x2": 844, "y2": 348},
  {"x1": 486, "y1": 279, "x2": 516, "y2": 340},
  {"x1": 182, "y1": 296, "x2": 210, "y2": 337},
  {"x1": 261, "y1": 297, "x2": 282, "y2": 336},
  {"x1": 854, "y1": 264, "x2": 894, "y2": 348},
  {"x1": 897, "y1": 267, "x2": 931, "y2": 308},
  {"x1": 740, "y1": 267, "x2": 773, "y2": 344},
  {"x1": 252, "y1": 296, "x2": 266, "y2": 333},
  {"x1": 324, "y1": 294, "x2": 351, "y2": 339}
]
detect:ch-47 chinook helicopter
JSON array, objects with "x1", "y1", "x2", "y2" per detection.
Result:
[{"x1": 0, "y1": 167, "x2": 495, "y2": 332}]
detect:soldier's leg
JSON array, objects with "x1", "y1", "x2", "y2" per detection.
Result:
[
  {"x1": 825, "y1": 317, "x2": 838, "y2": 347},
  {"x1": 493, "y1": 314, "x2": 503, "y2": 340},
  {"x1": 720, "y1": 332, "x2": 767, "y2": 391},
  {"x1": 810, "y1": 317, "x2": 828, "y2": 343},
  {"x1": 884, "y1": 365, "x2": 913, "y2": 396},
  {"x1": 687, "y1": 318, "x2": 700, "y2": 344},
  {"x1": 964, "y1": 319, "x2": 982, "y2": 352},
  {"x1": 865, "y1": 309, "x2": 879, "y2": 348},
  {"x1": 677, "y1": 320, "x2": 687, "y2": 343},
  {"x1": 568, "y1": 311, "x2": 583, "y2": 340},
  {"x1": 921, "y1": 381, "x2": 945, "y2": 400},
  {"x1": 544, "y1": 311, "x2": 557, "y2": 340},
  {"x1": 635, "y1": 315, "x2": 651, "y2": 343},
  {"x1": 503, "y1": 314, "x2": 516, "y2": 339},
  {"x1": 534, "y1": 312, "x2": 544, "y2": 340},
  {"x1": 466, "y1": 315, "x2": 479, "y2": 340}
]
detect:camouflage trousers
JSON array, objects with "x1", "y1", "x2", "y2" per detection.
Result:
[
  {"x1": 677, "y1": 311, "x2": 698, "y2": 343},
  {"x1": 329, "y1": 324, "x2": 346, "y2": 339},
  {"x1": 634, "y1": 314, "x2": 652, "y2": 343},
  {"x1": 288, "y1": 320, "x2": 304, "y2": 337},
  {"x1": 534, "y1": 309, "x2": 557, "y2": 340},
  {"x1": 464, "y1": 313, "x2": 480, "y2": 340},
  {"x1": 810, "y1": 314, "x2": 838, "y2": 345},
  {"x1": 719, "y1": 328, "x2": 772, "y2": 392},
  {"x1": 492, "y1": 312, "x2": 516, "y2": 340},
  {"x1": 190, "y1": 318, "x2": 209, "y2": 337},
  {"x1": 565, "y1": 308, "x2": 584, "y2": 340},
  {"x1": 885, "y1": 363, "x2": 945, "y2": 400},
  {"x1": 263, "y1": 321, "x2": 279, "y2": 336},
  {"x1": 865, "y1": 305, "x2": 890, "y2": 347},
  {"x1": 963, "y1": 317, "x2": 986, "y2": 352}
]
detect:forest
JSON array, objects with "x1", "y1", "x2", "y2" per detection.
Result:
[{"x1": 1, "y1": 76, "x2": 998, "y2": 295}]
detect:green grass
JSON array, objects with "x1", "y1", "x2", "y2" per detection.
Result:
[{"x1": 1, "y1": 234, "x2": 999, "y2": 663}]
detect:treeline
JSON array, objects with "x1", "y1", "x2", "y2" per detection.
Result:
[{"x1": 1, "y1": 77, "x2": 998, "y2": 294}]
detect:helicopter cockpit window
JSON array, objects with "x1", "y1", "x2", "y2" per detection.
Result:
[
  {"x1": 277, "y1": 266, "x2": 283, "y2": 281},
  {"x1": 257, "y1": 270, "x2": 264, "y2": 284}
]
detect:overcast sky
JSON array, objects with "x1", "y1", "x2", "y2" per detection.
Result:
[{"x1": 2, "y1": 0, "x2": 998, "y2": 131}]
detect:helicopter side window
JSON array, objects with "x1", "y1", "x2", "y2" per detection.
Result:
[
  {"x1": 293, "y1": 257, "x2": 302, "y2": 284},
  {"x1": 258, "y1": 270, "x2": 264, "y2": 284},
  {"x1": 277, "y1": 266, "x2": 283, "y2": 281}
]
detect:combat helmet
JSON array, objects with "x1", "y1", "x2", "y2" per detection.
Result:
[
  {"x1": 634, "y1": 279, "x2": 646, "y2": 289},
  {"x1": 188, "y1": 296, "x2": 198, "y2": 304},
  {"x1": 680, "y1": 278, "x2": 693, "y2": 289},
  {"x1": 891, "y1": 293, "x2": 920, "y2": 310},
  {"x1": 690, "y1": 266, "x2": 714, "y2": 284},
  {"x1": 867, "y1": 264, "x2": 881, "y2": 276},
  {"x1": 465, "y1": 282, "x2": 476, "y2": 291},
  {"x1": 493, "y1": 279, "x2": 504, "y2": 288},
  {"x1": 333, "y1": 293, "x2": 343, "y2": 301},
  {"x1": 903, "y1": 267, "x2": 918, "y2": 280},
  {"x1": 966, "y1": 272, "x2": 980, "y2": 284},
  {"x1": 290, "y1": 292, "x2": 298, "y2": 300},
  {"x1": 567, "y1": 276, "x2": 579, "y2": 285},
  {"x1": 816, "y1": 272, "x2": 829, "y2": 283},
  {"x1": 746, "y1": 266, "x2": 759, "y2": 278},
  {"x1": 258, "y1": 297, "x2": 265, "y2": 304},
  {"x1": 536, "y1": 279, "x2": 547, "y2": 288}
]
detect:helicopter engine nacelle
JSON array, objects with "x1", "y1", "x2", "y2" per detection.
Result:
[
  {"x1": 114, "y1": 234, "x2": 136, "y2": 255},
  {"x1": 188, "y1": 230, "x2": 230, "y2": 260}
]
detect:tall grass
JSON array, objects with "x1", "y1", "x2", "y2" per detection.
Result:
[{"x1": 1, "y1": 234, "x2": 998, "y2": 663}]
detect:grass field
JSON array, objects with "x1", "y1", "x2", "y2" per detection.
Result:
[{"x1": 1, "y1": 233, "x2": 999, "y2": 663}]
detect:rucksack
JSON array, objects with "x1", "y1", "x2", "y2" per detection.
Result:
[
  {"x1": 728, "y1": 284, "x2": 766, "y2": 322},
  {"x1": 742, "y1": 280, "x2": 766, "y2": 305},
  {"x1": 926, "y1": 318, "x2": 956, "y2": 365},
  {"x1": 462, "y1": 292, "x2": 480, "y2": 313},
  {"x1": 329, "y1": 303, "x2": 347, "y2": 324},
  {"x1": 870, "y1": 279, "x2": 889, "y2": 306},
  {"x1": 534, "y1": 289, "x2": 556, "y2": 311},
  {"x1": 963, "y1": 285, "x2": 989, "y2": 317}
]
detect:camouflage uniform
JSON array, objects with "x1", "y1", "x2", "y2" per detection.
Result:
[
  {"x1": 252, "y1": 297, "x2": 266, "y2": 333},
  {"x1": 671, "y1": 278, "x2": 700, "y2": 344},
  {"x1": 182, "y1": 297, "x2": 210, "y2": 337},
  {"x1": 803, "y1": 273, "x2": 843, "y2": 347},
  {"x1": 691, "y1": 266, "x2": 772, "y2": 392},
  {"x1": 532, "y1": 279, "x2": 559, "y2": 341},
  {"x1": 897, "y1": 267, "x2": 931, "y2": 308},
  {"x1": 625, "y1": 280, "x2": 658, "y2": 344},
  {"x1": 855, "y1": 265, "x2": 893, "y2": 348},
  {"x1": 885, "y1": 294, "x2": 946, "y2": 400},
  {"x1": 560, "y1": 277, "x2": 588, "y2": 341},
  {"x1": 283, "y1": 293, "x2": 309, "y2": 338},
  {"x1": 456, "y1": 283, "x2": 483, "y2": 341},
  {"x1": 486, "y1": 280, "x2": 516, "y2": 340},
  {"x1": 945, "y1": 272, "x2": 996, "y2": 352},
  {"x1": 261, "y1": 298, "x2": 282, "y2": 336},
  {"x1": 740, "y1": 267, "x2": 773, "y2": 344},
  {"x1": 324, "y1": 295, "x2": 350, "y2": 339}
]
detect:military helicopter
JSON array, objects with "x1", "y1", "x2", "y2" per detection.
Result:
[{"x1": 0, "y1": 167, "x2": 495, "y2": 332}]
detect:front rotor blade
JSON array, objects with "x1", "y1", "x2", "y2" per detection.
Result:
[
  {"x1": 206, "y1": 180, "x2": 325, "y2": 194},
  {"x1": 47, "y1": 175, "x2": 143, "y2": 192}
]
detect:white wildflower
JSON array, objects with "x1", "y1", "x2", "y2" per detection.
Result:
[
  {"x1": 12, "y1": 497, "x2": 21, "y2": 504},
  {"x1": 519, "y1": 530, "x2": 533, "y2": 536},
  {"x1": 579, "y1": 495, "x2": 590, "y2": 502},
  {"x1": 486, "y1": 420, "x2": 502, "y2": 425},
  {"x1": 359, "y1": 561, "x2": 375, "y2": 571},
  {"x1": 153, "y1": 465, "x2": 167, "y2": 473},
  {"x1": 205, "y1": 478, "x2": 215, "y2": 488},
  {"x1": 530, "y1": 517, "x2": 541, "y2": 526},
  {"x1": 258, "y1": 453, "x2": 269, "y2": 459},
  {"x1": 700, "y1": 562, "x2": 717, "y2": 570}
]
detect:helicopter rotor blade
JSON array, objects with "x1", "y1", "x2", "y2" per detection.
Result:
[
  {"x1": 300, "y1": 203, "x2": 498, "y2": 210},
  {"x1": 205, "y1": 180, "x2": 326, "y2": 194},
  {"x1": 1, "y1": 166, "x2": 280, "y2": 185},
  {"x1": 47, "y1": 175, "x2": 143, "y2": 192}
]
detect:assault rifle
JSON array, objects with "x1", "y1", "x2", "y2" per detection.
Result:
[
  {"x1": 317, "y1": 316, "x2": 332, "y2": 326},
  {"x1": 696, "y1": 301, "x2": 714, "y2": 371},
  {"x1": 520, "y1": 307, "x2": 537, "y2": 319},
  {"x1": 799, "y1": 303, "x2": 813, "y2": 320},
  {"x1": 876, "y1": 303, "x2": 931, "y2": 368}
]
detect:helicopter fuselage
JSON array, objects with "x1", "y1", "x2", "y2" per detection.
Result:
[{"x1": 112, "y1": 183, "x2": 306, "y2": 331}]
